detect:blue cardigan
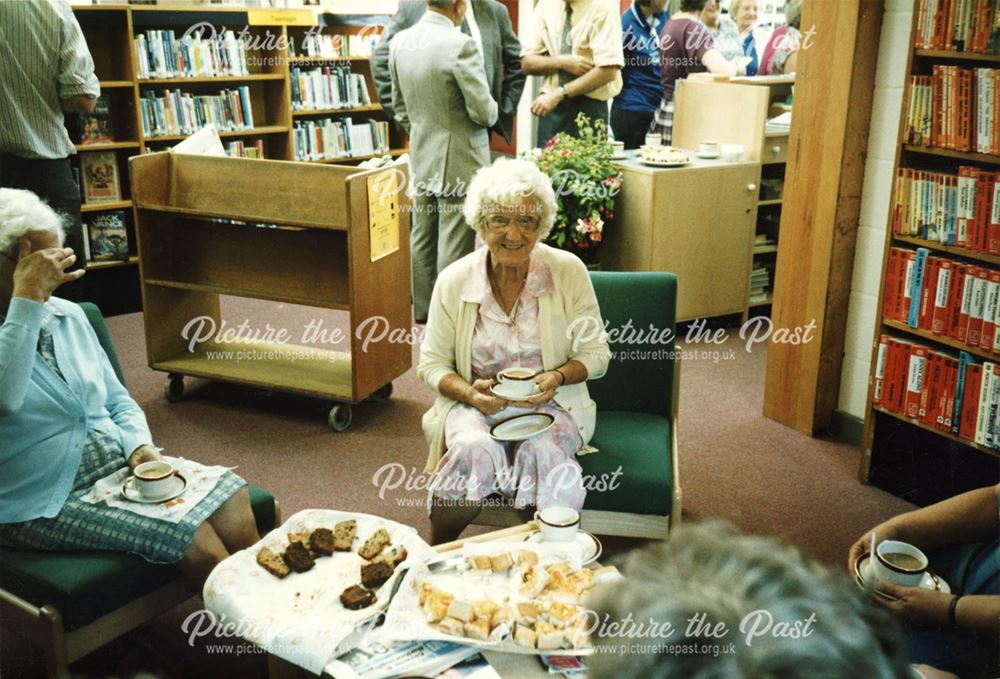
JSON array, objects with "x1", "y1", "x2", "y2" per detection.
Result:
[{"x1": 0, "y1": 296, "x2": 152, "y2": 523}]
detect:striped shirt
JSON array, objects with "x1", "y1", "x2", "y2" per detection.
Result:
[{"x1": 0, "y1": 0, "x2": 100, "y2": 159}]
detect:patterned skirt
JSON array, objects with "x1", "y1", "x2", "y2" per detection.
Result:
[{"x1": 0, "y1": 429, "x2": 245, "y2": 564}]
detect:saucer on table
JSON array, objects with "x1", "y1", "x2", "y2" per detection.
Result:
[
  {"x1": 489, "y1": 413, "x2": 555, "y2": 441},
  {"x1": 854, "y1": 554, "x2": 950, "y2": 600},
  {"x1": 696, "y1": 151, "x2": 721, "y2": 159},
  {"x1": 121, "y1": 473, "x2": 188, "y2": 503},
  {"x1": 525, "y1": 530, "x2": 603, "y2": 565}
]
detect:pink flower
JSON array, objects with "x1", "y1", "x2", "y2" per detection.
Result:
[
  {"x1": 602, "y1": 176, "x2": 622, "y2": 189},
  {"x1": 544, "y1": 136, "x2": 558, "y2": 150},
  {"x1": 557, "y1": 149, "x2": 570, "y2": 157},
  {"x1": 591, "y1": 231, "x2": 602, "y2": 243}
]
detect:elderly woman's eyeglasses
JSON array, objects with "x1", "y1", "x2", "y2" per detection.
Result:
[{"x1": 485, "y1": 214, "x2": 541, "y2": 233}]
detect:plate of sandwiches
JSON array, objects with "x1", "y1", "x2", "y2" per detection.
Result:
[
  {"x1": 638, "y1": 145, "x2": 691, "y2": 167},
  {"x1": 379, "y1": 541, "x2": 622, "y2": 656},
  {"x1": 203, "y1": 509, "x2": 436, "y2": 674}
]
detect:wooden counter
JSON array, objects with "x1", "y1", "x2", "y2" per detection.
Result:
[{"x1": 602, "y1": 152, "x2": 761, "y2": 321}]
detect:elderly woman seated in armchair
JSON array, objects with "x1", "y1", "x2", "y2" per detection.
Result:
[
  {"x1": 0, "y1": 188, "x2": 259, "y2": 584},
  {"x1": 418, "y1": 158, "x2": 611, "y2": 544}
]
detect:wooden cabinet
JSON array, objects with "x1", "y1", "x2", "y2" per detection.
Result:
[
  {"x1": 602, "y1": 157, "x2": 761, "y2": 321},
  {"x1": 130, "y1": 152, "x2": 411, "y2": 430}
]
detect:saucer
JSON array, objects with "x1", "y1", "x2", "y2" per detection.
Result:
[
  {"x1": 612, "y1": 151, "x2": 627, "y2": 160},
  {"x1": 490, "y1": 384, "x2": 543, "y2": 400},
  {"x1": 854, "y1": 554, "x2": 951, "y2": 599},
  {"x1": 121, "y1": 473, "x2": 188, "y2": 504},
  {"x1": 525, "y1": 530, "x2": 603, "y2": 565},
  {"x1": 490, "y1": 413, "x2": 555, "y2": 441},
  {"x1": 696, "y1": 151, "x2": 721, "y2": 159}
]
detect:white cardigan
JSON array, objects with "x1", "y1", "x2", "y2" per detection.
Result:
[{"x1": 417, "y1": 243, "x2": 611, "y2": 472}]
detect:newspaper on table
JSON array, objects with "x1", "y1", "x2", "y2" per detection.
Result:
[{"x1": 325, "y1": 639, "x2": 479, "y2": 679}]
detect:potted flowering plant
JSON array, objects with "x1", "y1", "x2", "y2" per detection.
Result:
[{"x1": 528, "y1": 113, "x2": 622, "y2": 264}]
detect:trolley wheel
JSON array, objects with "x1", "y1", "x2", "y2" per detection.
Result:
[
  {"x1": 164, "y1": 374, "x2": 185, "y2": 403},
  {"x1": 328, "y1": 404, "x2": 353, "y2": 432},
  {"x1": 370, "y1": 382, "x2": 394, "y2": 401}
]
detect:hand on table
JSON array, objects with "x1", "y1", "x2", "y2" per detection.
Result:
[
  {"x1": 470, "y1": 378, "x2": 509, "y2": 416},
  {"x1": 530, "y1": 91, "x2": 564, "y2": 117},
  {"x1": 127, "y1": 444, "x2": 163, "y2": 471},
  {"x1": 873, "y1": 582, "x2": 951, "y2": 627},
  {"x1": 11, "y1": 240, "x2": 86, "y2": 303}
]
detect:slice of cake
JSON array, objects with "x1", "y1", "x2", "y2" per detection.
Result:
[
  {"x1": 333, "y1": 520, "x2": 357, "y2": 551},
  {"x1": 372, "y1": 545, "x2": 408, "y2": 567},
  {"x1": 361, "y1": 561, "x2": 394, "y2": 589},
  {"x1": 340, "y1": 584, "x2": 377, "y2": 610},
  {"x1": 256, "y1": 547, "x2": 289, "y2": 578},
  {"x1": 357, "y1": 527, "x2": 391, "y2": 560},
  {"x1": 282, "y1": 541, "x2": 315, "y2": 573},
  {"x1": 309, "y1": 528, "x2": 336, "y2": 556}
]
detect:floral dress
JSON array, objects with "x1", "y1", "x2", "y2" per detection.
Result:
[{"x1": 430, "y1": 253, "x2": 586, "y2": 511}]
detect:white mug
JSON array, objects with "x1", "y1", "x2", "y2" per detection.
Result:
[
  {"x1": 134, "y1": 460, "x2": 175, "y2": 499},
  {"x1": 496, "y1": 367, "x2": 537, "y2": 398},
  {"x1": 610, "y1": 140, "x2": 626, "y2": 157},
  {"x1": 872, "y1": 540, "x2": 928, "y2": 587},
  {"x1": 534, "y1": 506, "x2": 580, "y2": 542},
  {"x1": 721, "y1": 144, "x2": 746, "y2": 162}
]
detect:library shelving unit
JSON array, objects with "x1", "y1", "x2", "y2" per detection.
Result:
[
  {"x1": 129, "y1": 152, "x2": 411, "y2": 430},
  {"x1": 67, "y1": 3, "x2": 405, "y2": 314},
  {"x1": 859, "y1": 6, "x2": 1000, "y2": 500}
]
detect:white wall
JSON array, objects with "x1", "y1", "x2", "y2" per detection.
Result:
[{"x1": 837, "y1": 0, "x2": 913, "y2": 418}]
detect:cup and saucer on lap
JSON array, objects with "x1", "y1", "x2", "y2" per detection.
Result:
[
  {"x1": 489, "y1": 368, "x2": 554, "y2": 441},
  {"x1": 122, "y1": 460, "x2": 188, "y2": 503},
  {"x1": 854, "y1": 540, "x2": 951, "y2": 599}
]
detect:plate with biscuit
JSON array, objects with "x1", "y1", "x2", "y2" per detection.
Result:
[
  {"x1": 638, "y1": 145, "x2": 691, "y2": 167},
  {"x1": 203, "y1": 509, "x2": 435, "y2": 674},
  {"x1": 379, "y1": 541, "x2": 621, "y2": 656}
]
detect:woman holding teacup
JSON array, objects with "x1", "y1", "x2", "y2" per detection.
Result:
[
  {"x1": 848, "y1": 484, "x2": 999, "y2": 677},
  {"x1": 0, "y1": 188, "x2": 259, "y2": 583},
  {"x1": 417, "y1": 158, "x2": 611, "y2": 544}
]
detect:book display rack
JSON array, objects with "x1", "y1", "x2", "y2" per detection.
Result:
[
  {"x1": 66, "y1": 4, "x2": 405, "y2": 314},
  {"x1": 860, "y1": 0, "x2": 1000, "y2": 501}
]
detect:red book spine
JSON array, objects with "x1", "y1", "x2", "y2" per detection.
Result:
[
  {"x1": 968, "y1": 267, "x2": 990, "y2": 346},
  {"x1": 947, "y1": 262, "x2": 967, "y2": 338},
  {"x1": 902, "y1": 250, "x2": 918, "y2": 324},
  {"x1": 873, "y1": 334, "x2": 890, "y2": 407},
  {"x1": 932, "y1": 259, "x2": 954, "y2": 335},
  {"x1": 883, "y1": 248, "x2": 902, "y2": 320},
  {"x1": 904, "y1": 345, "x2": 929, "y2": 419},
  {"x1": 983, "y1": 270, "x2": 1000, "y2": 351},
  {"x1": 961, "y1": 363, "x2": 984, "y2": 439},
  {"x1": 958, "y1": 265, "x2": 977, "y2": 343},
  {"x1": 989, "y1": 175, "x2": 1000, "y2": 255},
  {"x1": 941, "y1": 356, "x2": 959, "y2": 431},
  {"x1": 921, "y1": 352, "x2": 944, "y2": 424},
  {"x1": 885, "y1": 338, "x2": 909, "y2": 413},
  {"x1": 920, "y1": 257, "x2": 941, "y2": 330}
]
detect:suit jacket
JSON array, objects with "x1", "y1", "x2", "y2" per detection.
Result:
[
  {"x1": 374, "y1": 0, "x2": 524, "y2": 144},
  {"x1": 389, "y1": 11, "x2": 498, "y2": 195}
]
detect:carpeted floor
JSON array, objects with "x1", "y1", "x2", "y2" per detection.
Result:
[{"x1": 11, "y1": 299, "x2": 919, "y2": 678}]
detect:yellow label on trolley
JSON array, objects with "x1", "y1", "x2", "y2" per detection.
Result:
[{"x1": 368, "y1": 170, "x2": 401, "y2": 262}]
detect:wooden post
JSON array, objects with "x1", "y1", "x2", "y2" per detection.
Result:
[{"x1": 762, "y1": 0, "x2": 885, "y2": 433}]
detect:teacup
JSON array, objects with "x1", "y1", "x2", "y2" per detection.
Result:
[
  {"x1": 644, "y1": 132, "x2": 662, "y2": 148},
  {"x1": 610, "y1": 140, "x2": 626, "y2": 158},
  {"x1": 134, "y1": 460, "x2": 175, "y2": 499},
  {"x1": 496, "y1": 367, "x2": 537, "y2": 398},
  {"x1": 721, "y1": 144, "x2": 746, "y2": 162},
  {"x1": 872, "y1": 540, "x2": 928, "y2": 587},
  {"x1": 534, "y1": 506, "x2": 580, "y2": 542},
  {"x1": 699, "y1": 140, "x2": 721, "y2": 156}
]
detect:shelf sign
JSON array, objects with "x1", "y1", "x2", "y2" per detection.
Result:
[
  {"x1": 368, "y1": 170, "x2": 400, "y2": 262},
  {"x1": 247, "y1": 9, "x2": 315, "y2": 26}
]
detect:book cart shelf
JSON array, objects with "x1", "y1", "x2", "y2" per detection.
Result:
[
  {"x1": 129, "y1": 152, "x2": 411, "y2": 431},
  {"x1": 68, "y1": 3, "x2": 405, "y2": 314},
  {"x1": 859, "y1": 5, "x2": 1000, "y2": 499}
]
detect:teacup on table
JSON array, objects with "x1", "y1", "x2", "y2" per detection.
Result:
[
  {"x1": 699, "y1": 140, "x2": 721, "y2": 156},
  {"x1": 133, "y1": 460, "x2": 176, "y2": 500},
  {"x1": 534, "y1": 506, "x2": 580, "y2": 542},
  {"x1": 644, "y1": 132, "x2": 662, "y2": 148},
  {"x1": 496, "y1": 367, "x2": 537, "y2": 398},
  {"x1": 872, "y1": 540, "x2": 928, "y2": 587},
  {"x1": 610, "y1": 140, "x2": 626, "y2": 158}
]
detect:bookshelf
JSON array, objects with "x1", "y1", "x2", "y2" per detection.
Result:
[
  {"x1": 66, "y1": 3, "x2": 404, "y2": 314},
  {"x1": 859, "y1": 0, "x2": 1000, "y2": 499}
]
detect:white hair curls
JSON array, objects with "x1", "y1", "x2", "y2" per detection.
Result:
[
  {"x1": 0, "y1": 188, "x2": 66, "y2": 255},
  {"x1": 463, "y1": 158, "x2": 557, "y2": 239}
]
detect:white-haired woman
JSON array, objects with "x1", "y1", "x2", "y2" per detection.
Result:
[
  {"x1": 417, "y1": 158, "x2": 611, "y2": 544},
  {"x1": 0, "y1": 188, "x2": 258, "y2": 585},
  {"x1": 730, "y1": 0, "x2": 760, "y2": 76}
]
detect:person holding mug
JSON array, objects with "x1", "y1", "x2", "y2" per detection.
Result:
[
  {"x1": 417, "y1": 158, "x2": 611, "y2": 544},
  {"x1": 848, "y1": 485, "x2": 1000, "y2": 677},
  {"x1": 0, "y1": 188, "x2": 260, "y2": 586}
]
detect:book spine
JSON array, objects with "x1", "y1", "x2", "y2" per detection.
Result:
[
  {"x1": 905, "y1": 345, "x2": 929, "y2": 419},
  {"x1": 932, "y1": 259, "x2": 953, "y2": 334},
  {"x1": 961, "y1": 363, "x2": 984, "y2": 438},
  {"x1": 942, "y1": 356, "x2": 959, "y2": 430},
  {"x1": 873, "y1": 334, "x2": 890, "y2": 406},
  {"x1": 953, "y1": 351, "x2": 971, "y2": 433},
  {"x1": 909, "y1": 248, "x2": 929, "y2": 328},
  {"x1": 921, "y1": 351, "x2": 944, "y2": 424}
]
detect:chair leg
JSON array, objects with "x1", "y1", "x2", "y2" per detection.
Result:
[{"x1": 39, "y1": 606, "x2": 70, "y2": 679}]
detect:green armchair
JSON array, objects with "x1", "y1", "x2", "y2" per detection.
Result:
[
  {"x1": 476, "y1": 271, "x2": 681, "y2": 539},
  {"x1": 0, "y1": 302, "x2": 280, "y2": 678}
]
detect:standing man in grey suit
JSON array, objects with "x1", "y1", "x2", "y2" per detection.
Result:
[
  {"x1": 389, "y1": 0, "x2": 498, "y2": 324},
  {"x1": 373, "y1": 0, "x2": 525, "y2": 148}
]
